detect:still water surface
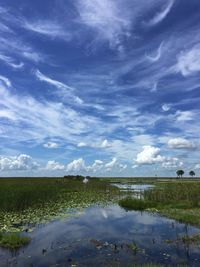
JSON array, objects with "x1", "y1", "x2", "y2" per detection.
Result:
[{"x1": 1, "y1": 204, "x2": 200, "y2": 267}]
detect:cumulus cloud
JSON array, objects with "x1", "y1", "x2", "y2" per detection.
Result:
[
  {"x1": 134, "y1": 145, "x2": 184, "y2": 170},
  {"x1": 162, "y1": 157, "x2": 183, "y2": 169},
  {"x1": 147, "y1": 0, "x2": 174, "y2": 26},
  {"x1": 0, "y1": 154, "x2": 38, "y2": 171},
  {"x1": 66, "y1": 158, "x2": 86, "y2": 172},
  {"x1": 46, "y1": 160, "x2": 65, "y2": 170},
  {"x1": 43, "y1": 142, "x2": 59, "y2": 149},
  {"x1": 65, "y1": 157, "x2": 127, "y2": 174},
  {"x1": 176, "y1": 46, "x2": 200, "y2": 76},
  {"x1": 105, "y1": 157, "x2": 127, "y2": 172},
  {"x1": 135, "y1": 146, "x2": 165, "y2": 165},
  {"x1": 168, "y1": 138, "x2": 196, "y2": 149},
  {"x1": 88, "y1": 160, "x2": 104, "y2": 172}
]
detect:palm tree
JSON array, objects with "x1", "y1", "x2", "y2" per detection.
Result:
[
  {"x1": 189, "y1": 170, "x2": 195, "y2": 177},
  {"x1": 176, "y1": 169, "x2": 184, "y2": 178}
]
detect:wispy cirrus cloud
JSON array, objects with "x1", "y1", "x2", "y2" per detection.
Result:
[
  {"x1": 0, "y1": 54, "x2": 24, "y2": 69},
  {"x1": 76, "y1": 0, "x2": 132, "y2": 50},
  {"x1": 23, "y1": 20, "x2": 72, "y2": 41},
  {"x1": 146, "y1": 42, "x2": 164, "y2": 62},
  {"x1": 34, "y1": 70, "x2": 83, "y2": 104},
  {"x1": 146, "y1": 0, "x2": 174, "y2": 26}
]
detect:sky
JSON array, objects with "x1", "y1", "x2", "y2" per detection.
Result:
[{"x1": 0, "y1": 0, "x2": 200, "y2": 177}]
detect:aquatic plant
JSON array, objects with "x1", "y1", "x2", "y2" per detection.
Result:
[
  {"x1": 0, "y1": 178, "x2": 121, "y2": 233},
  {"x1": 0, "y1": 232, "x2": 30, "y2": 249}
]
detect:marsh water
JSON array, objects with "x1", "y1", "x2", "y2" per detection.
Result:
[
  {"x1": 1, "y1": 207, "x2": 200, "y2": 266},
  {"x1": 1, "y1": 184, "x2": 200, "y2": 267},
  {"x1": 112, "y1": 183, "x2": 154, "y2": 192}
]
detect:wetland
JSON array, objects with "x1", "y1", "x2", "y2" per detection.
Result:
[{"x1": 0, "y1": 177, "x2": 200, "y2": 266}]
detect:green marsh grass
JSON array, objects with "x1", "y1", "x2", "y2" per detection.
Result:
[
  {"x1": 119, "y1": 180, "x2": 200, "y2": 227},
  {"x1": 0, "y1": 232, "x2": 30, "y2": 249},
  {"x1": 0, "y1": 178, "x2": 121, "y2": 233}
]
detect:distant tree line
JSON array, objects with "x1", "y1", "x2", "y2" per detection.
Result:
[{"x1": 63, "y1": 175, "x2": 91, "y2": 180}]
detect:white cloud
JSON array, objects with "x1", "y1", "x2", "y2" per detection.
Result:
[
  {"x1": 176, "y1": 46, "x2": 200, "y2": 76},
  {"x1": 150, "y1": 82, "x2": 158, "y2": 92},
  {"x1": 101, "y1": 139, "x2": 111, "y2": 148},
  {"x1": 77, "y1": 142, "x2": 87, "y2": 147},
  {"x1": 195, "y1": 164, "x2": 200, "y2": 170},
  {"x1": 147, "y1": 0, "x2": 174, "y2": 26},
  {"x1": 46, "y1": 160, "x2": 65, "y2": 170},
  {"x1": 162, "y1": 104, "x2": 171, "y2": 112},
  {"x1": 104, "y1": 157, "x2": 127, "y2": 172},
  {"x1": 66, "y1": 158, "x2": 86, "y2": 172},
  {"x1": 175, "y1": 110, "x2": 194, "y2": 122},
  {"x1": 88, "y1": 160, "x2": 104, "y2": 172},
  {"x1": 43, "y1": 142, "x2": 59, "y2": 149},
  {"x1": 168, "y1": 138, "x2": 196, "y2": 149},
  {"x1": 34, "y1": 69, "x2": 83, "y2": 104},
  {"x1": 105, "y1": 157, "x2": 117, "y2": 170},
  {"x1": 135, "y1": 145, "x2": 185, "y2": 170},
  {"x1": 0, "y1": 54, "x2": 24, "y2": 69},
  {"x1": 65, "y1": 157, "x2": 127, "y2": 174},
  {"x1": 0, "y1": 154, "x2": 38, "y2": 171},
  {"x1": 76, "y1": 0, "x2": 131, "y2": 49},
  {"x1": 0, "y1": 80, "x2": 100, "y2": 145},
  {"x1": 162, "y1": 157, "x2": 183, "y2": 169},
  {"x1": 0, "y1": 75, "x2": 12, "y2": 87},
  {"x1": 22, "y1": 51, "x2": 44, "y2": 63},
  {"x1": 135, "y1": 146, "x2": 165, "y2": 165},
  {"x1": 146, "y1": 42, "x2": 163, "y2": 62},
  {"x1": 23, "y1": 20, "x2": 71, "y2": 41}
]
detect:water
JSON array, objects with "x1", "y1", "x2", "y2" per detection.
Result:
[
  {"x1": 1, "y1": 204, "x2": 200, "y2": 267},
  {"x1": 112, "y1": 183, "x2": 154, "y2": 192}
]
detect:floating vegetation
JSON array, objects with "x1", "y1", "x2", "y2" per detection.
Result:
[
  {"x1": 0, "y1": 178, "x2": 121, "y2": 233},
  {"x1": 181, "y1": 233, "x2": 200, "y2": 244},
  {"x1": 127, "y1": 241, "x2": 138, "y2": 254}
]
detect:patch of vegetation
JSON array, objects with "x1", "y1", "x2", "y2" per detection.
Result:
[
  {"x1": 118, "y1": 180, "x2": 200, "y2": 227},
  {"x1": 181, "y1": 233, "x2": 200, "y2": 244},
  {"x1": 0, "y1": 232, "x2": 30, "y2": 249},
  {"x1": 119, "y1": 198, "x2": 156, "y2": 211},
  {"x1": 0, "y1": 178, "x2": 121, "y2": 233},
  {"x1": 127, "y1": 241, "x2": 138, "y2": 254}
]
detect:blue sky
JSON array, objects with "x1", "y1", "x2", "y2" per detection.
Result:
[{"x1": 0, "y1": 0, "x2": 200, "y2": 177}]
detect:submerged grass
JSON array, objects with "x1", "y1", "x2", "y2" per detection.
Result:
[
  {"x1": 0, "y1": 232, "x2": 30, "y2": 249},
  {"x1": 119, "y1": 180, "x2": 200, "y2": 227}
]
